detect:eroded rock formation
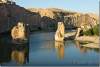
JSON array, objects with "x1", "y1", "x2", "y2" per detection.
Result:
[
  {"x1": 11, "y1": 22, "x2": 26, "y2": 40},
  {"x1": 55, "y1": 22, "x2": 65, "y2": 41}
]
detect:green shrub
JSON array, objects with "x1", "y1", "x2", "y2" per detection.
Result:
[
  {"x1": 93, "y1": 24, "x2": 99, "y2": 36},
  {"x1": 83, "y1": 24, "x2": 99, "y2": 36}
]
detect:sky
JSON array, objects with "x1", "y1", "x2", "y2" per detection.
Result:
[{"x1": 14, "y1": 0, "x2": 99, "y2": 14}]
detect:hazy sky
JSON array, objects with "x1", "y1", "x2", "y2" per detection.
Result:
[{"x1": 14, "y1": 0, "x2": 99, "y2": 14}]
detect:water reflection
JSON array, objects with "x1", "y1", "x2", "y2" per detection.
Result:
[
  {"x1": 0, "y1": 32, "x2": 100, "y2": 66},
  {"x1": 0, "y1": 44, "x2": 12, "y2": 64},
  {"x1": 11, "y1": 44, "x2": 29, "y2": 64},
  {"x1": 0, "y1": 35, "x2": 12, "y2": 64},
  {"x1": 75, "y1": 41, "x2": 87, "y2": 53},
  {"x1": 75, "y1": 41, "x2": 100, "y2": 53},
  {"x1": 55, "y1": 41, "x2": 64, "y2": 60},
  {"x1": 0, "y1": 35, "x2": 29, "y2": 65}
]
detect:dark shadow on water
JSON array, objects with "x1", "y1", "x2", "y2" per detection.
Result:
[{"x1": 0, "y1": 34, "x2": 29, "y2": 65}]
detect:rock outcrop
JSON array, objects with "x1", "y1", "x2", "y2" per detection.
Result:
[
  {"x1": 55, "y1": 22, "x2": 65, "y2": 41},
  {"x1": 11, "y1": 22, "x2": 26, "y2": 40}
]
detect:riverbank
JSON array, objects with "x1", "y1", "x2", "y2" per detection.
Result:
[
  {"x1": 75, "y1": 36, "x2": 99, "y2": 44},
  {"x1": 64, "y1": 31, "x2": 99, "y2": 48}
]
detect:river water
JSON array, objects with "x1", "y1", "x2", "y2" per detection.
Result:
[{"x1": 0, "y1": 32, "x2": 99, "y2": 66}]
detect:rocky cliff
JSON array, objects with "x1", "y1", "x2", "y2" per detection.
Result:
[
  {"x1": 0, "y1": 1, "x2": 98, "y2": 33},
  {"x1": 0, "y1": 1, "x2": 41, "y2": 33},
  {"x1": 28, "y1": 8, "x2": 78, "y2": 30},
  {"x1": 28, "y1": 8, "x2": 98, "y2": 31}
]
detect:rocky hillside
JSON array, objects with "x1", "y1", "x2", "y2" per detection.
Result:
[
  {"x1": 0, "y1": 1, "x2": 99, "y2": 33},
  {"x1": 0, "y1": 1, "x2": 41, "y2": 33},
  {"x1": 28, "y1": 8, "x2": 99, "y2": 31},
  {"x1": 28, "y1": 8, "x2": 78, "y2": 30}
]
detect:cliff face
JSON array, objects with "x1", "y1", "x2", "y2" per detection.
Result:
[
  {"x1": 29, "y1": 8, "x2": 98, "y2": 31},
  {"x1": 0, "y1": 1, "x2": 98, "y2": 33},
  {"x1": 0, "y1": 2, "x2": 41, "y2": 33},
  {"x1": 28, "y1": 8, "x2": 78, "y2": 30},
  {"x1": 0, "y1": 3, "x2": 10, "y2": 33}
]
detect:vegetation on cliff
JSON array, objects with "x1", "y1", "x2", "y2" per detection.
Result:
[{"x1": 82, "y1": 24, "x2": 99, "y2": 36}]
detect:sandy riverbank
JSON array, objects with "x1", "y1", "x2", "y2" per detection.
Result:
[{"x1": 75, "y1": 36, "x2": 99, "y2": 44}]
